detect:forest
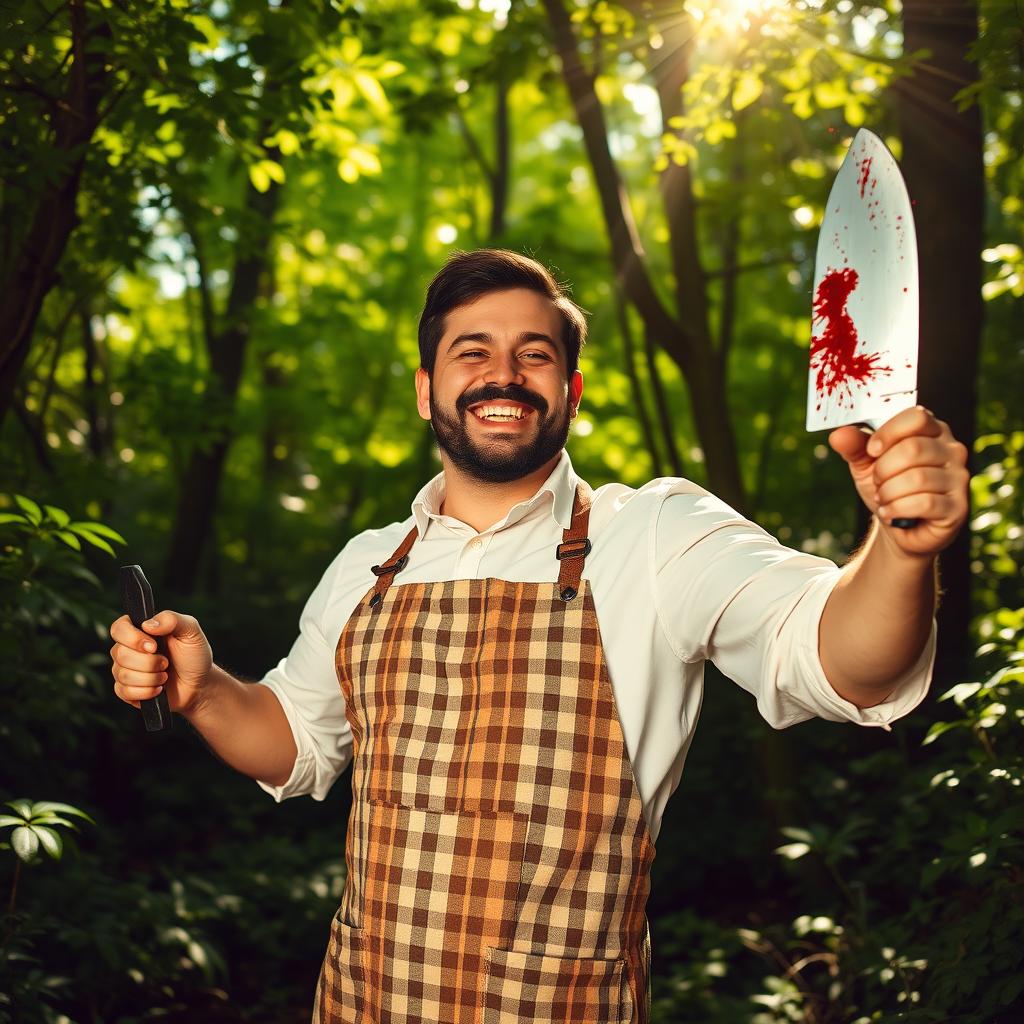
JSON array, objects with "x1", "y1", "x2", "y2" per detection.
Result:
[{"x1": 1, "y1": 0, "x2": 1022, "y2": 1021}]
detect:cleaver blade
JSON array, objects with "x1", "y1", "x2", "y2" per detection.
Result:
[{"x1": 806, "y1": 128, "x2": 919, "y2": 435}]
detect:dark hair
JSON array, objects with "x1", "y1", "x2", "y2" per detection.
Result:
[{"x1": 417, "y1": 249, "x2": 588, "y2": 378}]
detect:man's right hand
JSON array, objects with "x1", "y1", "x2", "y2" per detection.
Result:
[{"x1": 110, "y1": 611, "x2": 213, "y2": 717}]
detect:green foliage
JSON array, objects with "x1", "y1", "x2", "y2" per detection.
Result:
[
  {"x1": 0, "y1": 498, "x2": 346, "y2": 1021},
  {"x1": 0, "y1": 800, "x2": 94, "y2": 865}
]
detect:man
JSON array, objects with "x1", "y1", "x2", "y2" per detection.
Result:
[{"x1": 109, "y1": 249, "x2": 969, "y2": 1023}]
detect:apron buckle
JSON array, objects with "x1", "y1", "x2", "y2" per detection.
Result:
[
  {"x1": 555, "y1": 538, "x2": 591, "y2": 560},
  {"x1": 371, "y1": 554, "x2": 409, "y2": 577}
]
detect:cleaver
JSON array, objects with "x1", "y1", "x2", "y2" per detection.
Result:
[
  {"x1": 119, "y1": 564, "x2": 173, "y2": 732},
  {"x1": 807, "y1": 127, "x2": 919, "y2": 527}
]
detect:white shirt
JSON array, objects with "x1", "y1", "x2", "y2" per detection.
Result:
[{"x1": 257, "y1": 451, "x2": 933, "y2": 842}]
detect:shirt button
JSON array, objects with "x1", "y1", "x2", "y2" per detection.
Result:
[{"x1": 468, "y1": 538, "x2": 482, "y2": 551}]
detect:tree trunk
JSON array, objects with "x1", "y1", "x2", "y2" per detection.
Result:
[
  {"x1": 489, "y1": 68, "x2": 510, "y2": 240},
  {"x1": 542, "y1": 0, "x2": 747, "y2": 511},
  {"x1": 642, "y1": 329, "x2": 685, "y2": 477},
  {"x1": 898, "y1": 0, "x2": 985, "y2": 675},
  {"x1": 81, "y1": 305, "x2": 111, "y2": 461},
  {"x1": 163, "y1": 174, "x2": 281, "y2": 594},
  {"x1": 614, "y1": 292, "x2": 664, "y2": 476},
  {"x1": 0, "y1": 0, "x2": 110, "y2": 427}
]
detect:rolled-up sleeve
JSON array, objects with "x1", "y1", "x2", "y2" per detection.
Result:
[
  {"x1": 256, "y1": 549, "x2": 354, "y2": 801},
  {"x1": 653, "y1": 491, "x2": 933, "y2": 729}
]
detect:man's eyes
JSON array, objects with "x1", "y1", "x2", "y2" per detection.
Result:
[{"x1": 457, "y1": 350, "x2": 552, "y2": 362}]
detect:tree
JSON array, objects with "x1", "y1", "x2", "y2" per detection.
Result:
[
  {"x1": 1, "y1": 0, "x2": 113, "y2": 425},
  {"x1": 542, "y1": 0, "x2": 748, "y2": 511},
  {"x1": 898, "y1": 0, "x2": 985, "y2": 672}
]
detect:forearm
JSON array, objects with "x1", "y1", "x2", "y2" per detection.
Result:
[
  {"x1": 819, "y1": 519, "x2": 937, "y2": 708},
  {"x1": 184, "y1": 665, "x2": 298, "y2": 787}
]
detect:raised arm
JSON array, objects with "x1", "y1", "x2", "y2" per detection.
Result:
[{"x1": 819, "y1": 407, "x2": 969, "y2": 708}]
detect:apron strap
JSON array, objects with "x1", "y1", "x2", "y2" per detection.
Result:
[
  {"x1": 367, "y1": 482, "x2": 594, "y2": 608},
  {"x1": 368, "y1": 525, "x2": 418, "y2": 608},
  {"x1": 555, "y1": 483, "x2": 593, "y2": 602}
]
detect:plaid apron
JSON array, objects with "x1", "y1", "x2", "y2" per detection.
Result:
[{"x1": 314, "y1": 485, "x2": 656, "y2": 1023}]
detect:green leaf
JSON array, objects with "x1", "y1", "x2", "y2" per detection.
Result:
[
  {"x1": 71, "y1": 530, "x2": 116, "y2": 557},
  {"x1": 340, "y1": 35, "x2": 362, "y2": 64},
  {"x1": 776, "y1": 842, "x2": 811, "y2": 860},
  {"x1": 30, "y1": 802, "x2": 96, "y2": 824},
  {"x1": 785, "y1": 89, "x2": 813, "y2": 120},
  {"x1": 249, "y1": 159, "x2": 284, "y2": 193},
  {"x1": 0, "y1": 512, "x2": 27, "y2": 525},
  {"x1": 704, "y1": 118, "x2": 737, "y2": 145},
  {"x1": 813, "y1": 80, "x2": 848, "y2": 110},
  {"x1": 732, "y1": 72, "x2": 763, "y2": 111},
  {"x1": 250, "y1": 162, "x2": 271, "y2": 193},
  {"x1": 844, "y1": 100, "x2": 866, "y2": 127},
  {"x1": 11, "y1": 826, "x2": 40, "y2": 861},
  {"x1": 922, "y1": 720, "x2": 965, "y2": 745},
  {"x1": 0, "y1": 815, "x2": 25, "y2": 827},
  {"x1": 780, "y1": 826, "x2": 813, "y2": 843},
  {"x1": 72, "y1": 521, "x2": 125, "y2": 544},
  {"x1": 14, "y1": 495, "x2": 42, "y2": 525},
  {"x1": 29, "y1": 814, "x2": 79, "y2": 830},
  {"x1": 33, "y1": 825, "x2": 62, "y2": 860},
  {"x1": 354, "y1": 71, "x2": 388, "y2": 114},
  {"x1": 5, "y1": 799, "x2": 32, "y2": 819},
  {"x1": 338, "y1": 158, "x2": 359, "y2": 184},
  {"x1": 939, "y1": 681, "x2": 982, "y2": 704},
  {"x1": 43, "y1": 504, "x2": 70, "y2": 527},
  {"x1": 56, "y1": 530, "x2": 82, "y2": 551},
  {"x1": 347, "y1": 145, "x2": 381, "y2": 175},
  {"x1": 266, "y1": 129, "x2": 300, "y2": 155}
]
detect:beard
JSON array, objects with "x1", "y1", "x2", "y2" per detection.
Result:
[{"x1": 428, "y1": 382, "x2": 571, "y2": 484}]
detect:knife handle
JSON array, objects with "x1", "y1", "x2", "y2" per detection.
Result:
[
  {"x1": 891, "y1": 518, "x2": 918, "y2": 529},
  {"x1": 118, "y1": 564, "x2": 173, "y2": 732}
]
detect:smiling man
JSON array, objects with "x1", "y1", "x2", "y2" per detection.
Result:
[{"x1": 109, "y1": 249, "x2": 969, "y2": 1023}]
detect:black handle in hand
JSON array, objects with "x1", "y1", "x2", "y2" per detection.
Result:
[
  {"x1": 891, "y1": 518, "x2": 918, "y2": 529},
  {"x1": 119, "y1": 565, "x2": 172, "y2": 732}
]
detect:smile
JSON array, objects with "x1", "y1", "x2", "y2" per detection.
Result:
[{"x1": 468, "y1": 401, "x2": 535, "y2": 422}]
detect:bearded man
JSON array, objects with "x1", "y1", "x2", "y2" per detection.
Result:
[{"x1": 109, "y1": 249, "x2": 968, "y2": 1023}]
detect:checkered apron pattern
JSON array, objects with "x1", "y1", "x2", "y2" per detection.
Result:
[{"x1": 314, "y1": 485, "x2": 656, "y2": 1023}]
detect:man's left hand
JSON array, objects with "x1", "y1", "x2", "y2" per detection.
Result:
[{"x1": 829, "y1": 406, "x2": 970, "y2": 558}]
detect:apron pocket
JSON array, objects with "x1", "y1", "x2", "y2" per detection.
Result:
[
  {"x1": 358, "y1": 802, "x2": 526, "y2": 948},
  {"x1": 314, "y1": 914, "x2": 365, "y2": 1021},
  {"x1": 482, "y1": 946, "x2": 628, "y2": 1023}
]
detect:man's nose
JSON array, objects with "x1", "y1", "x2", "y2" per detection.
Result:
[{"x1": 484, "y1": 352, "x2": 525, "y2": 386}]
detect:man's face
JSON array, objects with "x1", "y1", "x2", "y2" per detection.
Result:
[{"x1": 415, "y1": 288, "x2": 584, "y2": 484}]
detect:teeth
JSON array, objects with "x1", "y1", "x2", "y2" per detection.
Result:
[{"x1": 475, "y1": 405, "x2": 526, "y2": 420}]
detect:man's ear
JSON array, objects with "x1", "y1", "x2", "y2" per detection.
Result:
[
  {"x1": 415, "y1": 367, "x2": 432, "y2": 421},
  {"x1": 570, "y1": 369, "x2": 584, "y2": 416}
]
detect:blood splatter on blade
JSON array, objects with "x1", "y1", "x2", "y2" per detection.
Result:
[{"x1": 810, "y1": 267, "x2": 892, "y2": 411}]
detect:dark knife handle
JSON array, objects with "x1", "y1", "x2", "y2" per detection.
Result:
[{"x1": 118, "y1": 565, "x2": 172, "y2": 732}]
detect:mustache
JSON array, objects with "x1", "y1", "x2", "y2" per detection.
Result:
[{"x1": 455, "y1": 384, "x2": 549, "y2": 417}]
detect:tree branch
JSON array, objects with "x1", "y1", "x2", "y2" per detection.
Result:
[
  {"x1": 453, "y1": 97, "x2": 494, "y2": 182},
  {"x1": 488, "y1": 66, "x2": 509, "y2": 239},
  {"x1": 541, "y1": 0, "x2": 683, "y2": 361},
  {"x1": 613, "y1": 288, "x2": 665, "y2": 477},
  {"x1": 12, "y1": 399, "x2": 56, "y2": 473},
  {"x1": 716, "y1": 126, "x2": 746, "y2": 373},
  {"x1": 643, "y1": 327, "x2": 685, "y2": 477}
]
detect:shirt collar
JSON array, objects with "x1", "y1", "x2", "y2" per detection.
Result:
[{"x1": 411, "y1": 450, "x2": 579, "y2": 537}]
